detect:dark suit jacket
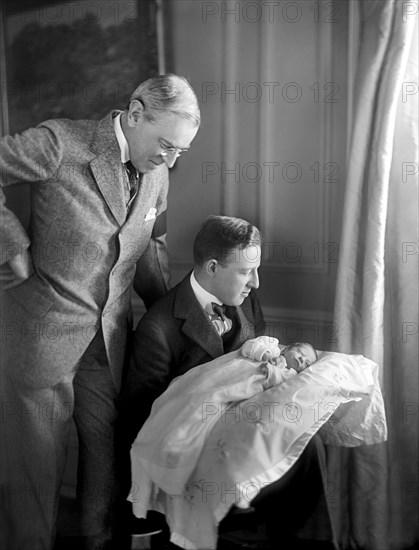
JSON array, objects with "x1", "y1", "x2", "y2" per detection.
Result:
[
  {"x1": 0, "y1": 111, "x2": 170, "y2": 390},
  {"x1": 119, "y1": 273, "x2": 265, "y2": 445}
]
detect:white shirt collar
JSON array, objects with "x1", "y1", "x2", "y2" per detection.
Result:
[
  {"x1": 190, "y1": 271, "x2": 223, "y2": 314},
  {"x1": 113, "y1": 112, "x2": 130, "y2": 164}
]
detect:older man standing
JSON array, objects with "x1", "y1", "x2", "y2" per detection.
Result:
[{"x1": 0, "y1": 74, "x2": 200, "y2": 550}]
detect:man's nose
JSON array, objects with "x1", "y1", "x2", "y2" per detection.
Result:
[
  {"x1": 248, "y1": 269, "x2": 259, "y2": 289},
  {"x1": 162, "y1": 151, "x2": 178, "y2": 168}
]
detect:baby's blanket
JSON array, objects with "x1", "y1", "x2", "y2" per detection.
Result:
[
  {"x1": 130, "y1": 350, "x2": 293, "y2": 495},
  {"x1": 129, "y1": 349, "x2": 387, "y2": 550}
]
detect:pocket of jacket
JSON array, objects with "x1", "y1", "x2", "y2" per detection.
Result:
[{"x1": 6, "y1": 273, "x2": 53, "y2": 319}]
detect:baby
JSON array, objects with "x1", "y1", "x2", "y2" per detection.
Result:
[{"x1": 241, "y1": 336, "x2": 318, "y2": 373}]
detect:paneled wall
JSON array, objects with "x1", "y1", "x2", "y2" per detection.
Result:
[{"x1": 136, "y1": 0, "x2": 349, "y2": 351}]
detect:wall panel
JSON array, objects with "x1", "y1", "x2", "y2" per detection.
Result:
[{"x1": 158, "y1": 0, "x2": 349, "y2": 349}]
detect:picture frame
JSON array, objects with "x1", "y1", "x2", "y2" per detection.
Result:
[{"x1": 0, "y1": 0, "x2": 167, "y2": 136}]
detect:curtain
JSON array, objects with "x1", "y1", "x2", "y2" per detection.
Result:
[{"x1": 330, "y1": 1, "x2": 418, "y2": 549}]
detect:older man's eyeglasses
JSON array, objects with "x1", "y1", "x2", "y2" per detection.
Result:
[{"x1": 159, "y1": 139, "x2": 189, "y2": 159}]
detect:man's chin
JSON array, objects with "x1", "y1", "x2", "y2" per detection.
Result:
[{"x1": 140, "y1": 161, "x2": 160, "y2": 173}]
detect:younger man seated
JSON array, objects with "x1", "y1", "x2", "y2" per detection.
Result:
[
  {"x1": 120, "y1": 214, "x2": 265, "y2": 443},
  {"x1": 117, "y1": 215, "x2": 335, "y2": 548}
]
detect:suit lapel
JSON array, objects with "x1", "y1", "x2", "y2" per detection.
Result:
[
  {"x1": 129, "y1": 169, "x2": 158, "y2": 222},
  {"x1": 89, "y1": 112, "x2": 127, "y2": 226},
  {"x1": 227, "y1": 305, "x2": 256, "y2": 350},
  {"x1": 174, "y1": 276, "x2": 224, "y2": 359},
  {"x1": 90, "y1": 153, "x2": 127, "y2": 226}
]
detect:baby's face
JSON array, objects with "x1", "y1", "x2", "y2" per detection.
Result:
[{"x1": 282, "y1": 344, "x2": 317, "y2": 373}]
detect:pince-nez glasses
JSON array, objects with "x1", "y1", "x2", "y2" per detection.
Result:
[{"x1": 159, "y1": 139, "x2": 189, "y2": 159}]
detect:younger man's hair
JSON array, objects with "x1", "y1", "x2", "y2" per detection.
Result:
[{"x1": 193, "y1": 215, "x2": 261, "y2": 267}]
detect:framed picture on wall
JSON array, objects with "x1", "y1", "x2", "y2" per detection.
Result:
[{"x1": 0, "y1": 0, "x2": 167, "y2": 136}]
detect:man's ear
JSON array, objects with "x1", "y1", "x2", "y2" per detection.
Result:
[
  {"x1": 205, "y1": 259, "x2": 219, "y2": 277},
  {"x1": 127, "y1": 100, "x2": 145, "y2": 127}
]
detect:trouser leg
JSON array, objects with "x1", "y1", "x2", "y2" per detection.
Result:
[
  {"x1": 0, "y1": 373, "x2": 74, "y2": 550},
  {"x1": 73, "y1": 328, "x2": 118, "y2": 550},
  {"x1": 113, "y1": 422, "x2": 133, "y2": 549}
]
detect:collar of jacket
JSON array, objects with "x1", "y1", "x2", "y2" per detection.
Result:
[{"x1": 173, "y1": 274, "x2": 251, "y2": 359}]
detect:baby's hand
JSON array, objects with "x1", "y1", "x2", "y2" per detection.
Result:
[{"x1": 261, "y1": 350, "x2": 273, "y2": 363}]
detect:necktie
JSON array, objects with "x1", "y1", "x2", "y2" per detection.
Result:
[
  {"x1": 210, "y1": 303, "x2": 233, "y2": 337},
  {"x1": 125, "y1": 160, "x2": 140, "y2": 204}
]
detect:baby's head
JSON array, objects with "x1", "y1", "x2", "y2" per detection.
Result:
[{"x1": 281, "y1": 342, "x2": 318, "y2": 373}]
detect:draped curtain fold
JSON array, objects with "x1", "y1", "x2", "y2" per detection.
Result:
[{"x1": 330, "y1": 1, "x2": 418, "y2": 549}]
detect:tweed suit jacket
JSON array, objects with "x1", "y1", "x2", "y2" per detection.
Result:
[
  {"x1": 118, "y1": 273, "x2": 266, "y2": 445},
  {"x1": 0, "y1": 112, "x2": 170, "y2": 390}
]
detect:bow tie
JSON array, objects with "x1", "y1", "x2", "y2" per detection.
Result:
[{"x1": 210, "y1": 303, "x2": 233, "y2": 337}]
